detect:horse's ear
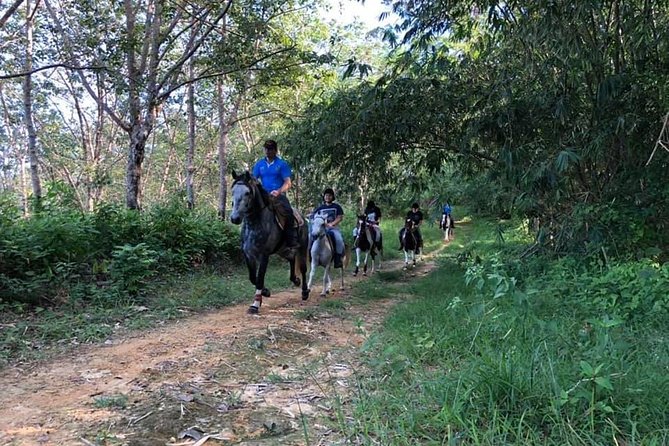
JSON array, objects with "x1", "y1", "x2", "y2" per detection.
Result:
[
  {"x1": 231, "y1": 169, "x2": 239, "y2": 180},
  {"x1": 243, "y1": 171, "x2": 252, "y2": 181}
]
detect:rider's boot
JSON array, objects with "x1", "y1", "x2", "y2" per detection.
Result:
[
  {"x1": 284, "y1": 216, "x2": 300, "y2": 249},
  {"x1": 333, "y1": 252, "x2": 343, "y2": 268}
]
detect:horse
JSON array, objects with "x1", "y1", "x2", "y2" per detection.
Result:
[
  {"x1": 399, "y1": 218, "x2": 420, "y2": 269},
  {"x1": 352, "y1": 215, "x2": 382, "y2": 276},
  {"x1": 229, "y1": 170, "x2": 309, "y2": 314},
  {"x1": 307, "y1": 214, "x2": 346, "y2": 296},
  {"x1": 440, "y1": 212, "x2": 455, "y2": 242}
]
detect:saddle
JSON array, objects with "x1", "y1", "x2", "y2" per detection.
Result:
[{"x1": 268, "y1": 196, "x2": 304, "y2": 230}]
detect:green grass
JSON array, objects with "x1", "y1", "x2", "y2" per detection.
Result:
[
  {"x1": 93, "y1": 393, "x2": 128, "y2": 409},
  {"x1": 340, "y1": 212, "x2": 669, "y2": 445}
]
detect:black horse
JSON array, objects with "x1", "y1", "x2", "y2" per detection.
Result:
[
  {"x1": 352, "y1": 215, "x2": 382, "y2": 276},
  {"x1": 440, "y1": 212, "x2": 455, "y2": 242},
  {"x1": 399, "y1": 218, "x2": 420, "y2": 269},
  {"x1": 230, "y1": 170, "x2": 309, "y2": 314}
]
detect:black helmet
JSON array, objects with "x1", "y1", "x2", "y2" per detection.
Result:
[
  {"x1": 367, "y1": 200, "x2": 375, "y2": 208},
  {"x1": 323, "y1": 188, "x2": 336, "y2": 200},
  {"x1": 411, "y1": 202, "x2": 419, "y2": 209}
]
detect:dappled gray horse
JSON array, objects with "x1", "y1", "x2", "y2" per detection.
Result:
[{"x1": 230, "y1": 170, "x2": 309, "y2": 314}]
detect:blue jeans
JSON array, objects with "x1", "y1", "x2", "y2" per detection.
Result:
[{"x1": 327, "y1": 228, "x2": 344, "y2": 255}]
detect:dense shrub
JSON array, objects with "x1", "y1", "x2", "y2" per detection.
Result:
[{"x1": 0, "y1": 201, "x2": 240, "y2": 306}]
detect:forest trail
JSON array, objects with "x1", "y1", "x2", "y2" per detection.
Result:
[{"x1": 0, "y1": 247, "x2": 446, "y2": 446}]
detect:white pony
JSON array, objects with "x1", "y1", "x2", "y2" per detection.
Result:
[{"x1": 307, "y1": 214, "x2": 345, "y2": 296}]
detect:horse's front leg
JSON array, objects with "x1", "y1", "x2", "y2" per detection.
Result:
[
  {"x1": 248, "y1": 255, "x2": 270, "y2": 314},
  {"x1": 403, "y1": 249, "x2": 409, "y2": 270},
  {"x1": 353, "y1": 247, "x2": 361, "y2": 276},
  {"x1": 288, "y1": 257, "x2": 300, "y2": 286},
  {"x1": 245, "y1": 255, "x2": 257, "y2": 286},
  {"x1": 307, "y1": 255, "x2": 318, "y2": 292},
  {"x1": 321, "y1": 265, "x2": 331, "y2": 297},
  {"x1": 362, "y1": 251, "x2": 369, "y2": 276},
  {"x1": 370, "y1": 252, "x2": 376, "y2": 275},
  {"x1": 298, "y1": 248, "x2": 309, "y2": 300}
]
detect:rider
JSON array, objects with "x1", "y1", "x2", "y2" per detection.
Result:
[
  {"x1": 252, "y1": 139, "x2": 299, "y2": 249},
  {"x1": 406, "y1": 202, "x2": 424, "y2": 251},
  {"x1": 313, "y1": 188, "x2": 345, "y2": 268},
  {"x1": 364, "y1": 200, "x2": 382, "y2": 242},
  {"x1": 442, "y1": 201, "x2": 452, "y2": 216}
]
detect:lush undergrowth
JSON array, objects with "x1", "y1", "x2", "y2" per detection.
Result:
[
  {"x1": 344, "y1": 217, "x2": 669, "y2": 445},
  {"x1": 0, "y1": 206, "x2": 418, "y2": 367},
  {"x1": 0, "y1": 198, "x2": 241, "y2": 308}
]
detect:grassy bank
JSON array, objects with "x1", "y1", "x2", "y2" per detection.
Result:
[{"x1": 343, "y1": 217, "x2": 669, "y2": 445}]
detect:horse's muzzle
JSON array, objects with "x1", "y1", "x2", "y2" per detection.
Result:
[{"x1": 230, "y1": 215, "x2": 242, "y2": 225}]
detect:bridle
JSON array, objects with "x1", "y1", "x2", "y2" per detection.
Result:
[{"x1": 232, "y1": 178, "x2": 268, "y2": 217}]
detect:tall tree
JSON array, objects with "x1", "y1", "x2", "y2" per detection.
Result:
[
  {"x1": 22, "y1": 0, "x2": 41, "y2": 210},
  {"x1": 43, "y1": 0, "x2": 233, "y2": 209}
]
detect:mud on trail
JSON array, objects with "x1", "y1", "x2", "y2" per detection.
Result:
[{"x1": 0, "y1": 257, "x2": 438, "y2": 446}]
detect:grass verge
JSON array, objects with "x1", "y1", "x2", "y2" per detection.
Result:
[{"x1": 341, "y1": 215, "x2": 669, "y2": 445}]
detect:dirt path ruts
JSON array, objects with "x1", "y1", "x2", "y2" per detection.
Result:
[{"x1": 0, "y1": 254, "x2": 440, "y2": 446}]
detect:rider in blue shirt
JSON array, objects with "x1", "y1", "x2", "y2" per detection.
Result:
[
  {"x1": 313, "y1": 188, "x2": 345, "y2": 268},
  {"x1": 443, "y1": 202, "x2": 452, "y2": 215},
  {"x1": 252, "y1": 139, "x2": 299, "y2": 248}
]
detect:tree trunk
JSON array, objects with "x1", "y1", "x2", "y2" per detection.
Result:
[
  {"x1": 125, "y1": 123, "x2": 148, "y2": 210},
  {"x1": 186, "y1": 57, "x2": 196, "y2": 209},
  {"x1": 0, "y1": 86, "x2": 19, "y2": 192},
  {"x1": 23, "y1": 0, "x2": 41, "y2": 210},
  {"x1": 217, "y1": 78, "x2": 228, "y2": 219}
]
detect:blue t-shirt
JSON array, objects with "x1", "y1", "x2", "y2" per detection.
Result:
[
  {"x1": 443, "y1": 204, "x2": 452, "y2": 214},
  {"x1": 313, "y1": 203, "x2": 344, "y2": 227},
  {"x1": 252, "y1": 157, "x2": 292, "y2": 193}
]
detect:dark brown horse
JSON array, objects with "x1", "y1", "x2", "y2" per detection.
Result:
[
  {"x1": 440, "y1": 212, "x2": 455, "y2": 241},
  {"x1": 399, "y1": 218, "x2": 419, "y2": 269},
  {"x1": 352, "y1": 215, "x2": 382, "y2": 276},
  {"x1": 230, "y1": 170, "x2": 309, "y2": 313}
]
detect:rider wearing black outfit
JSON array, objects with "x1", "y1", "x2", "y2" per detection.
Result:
[
  {"x1": 364, "y1": 200, "x2": 382, "y2": 242},
  {"x1": 405, "y1": 202, "x2": 424, "y2": 250}
]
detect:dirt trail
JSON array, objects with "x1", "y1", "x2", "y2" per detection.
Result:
[{"x1": 0, "y1": 255, "x2": 439, "y2": 446}]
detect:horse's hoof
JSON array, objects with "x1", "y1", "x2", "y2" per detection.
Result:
[
  {"x1": 261, "y1": 288, "x2": 271, "y2": 297},
  {"x1": 326, "y1": 290, "x2": 330, "y2": 295},
  {"x1": 301, "y1": 290, "x2": 310, "y2": 300},
  {"x1": 293, "y1": 278, "x2": 301, "y2": 287},
  {"x1": 248, "y1": 305, "x2": 259, "y2": 314},
  {"x1": 320, "y1": 292, "x2": 326, "y2": 297},
  {"x1": 363, "y1": 272, "x2": 367, "y2": 276}
]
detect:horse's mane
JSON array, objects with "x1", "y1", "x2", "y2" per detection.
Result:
[{"x1": 233, "y1": 172, "x2": 292, "y2": 221}]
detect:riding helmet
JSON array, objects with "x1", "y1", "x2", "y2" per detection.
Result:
[
  {"x1": 323, "y1": 187, "x2": 336, "y2": 200},
  {"x1": 411, "y1": 202, "x2": 419, "y2": 209}
]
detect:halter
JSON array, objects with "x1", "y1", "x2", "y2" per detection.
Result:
[
  {"x1": 311, "y1": 215, "x2": 328, "y2": 239},
  {"x1": 232, "y1": 177, "x2": 268, "y2": 217}
]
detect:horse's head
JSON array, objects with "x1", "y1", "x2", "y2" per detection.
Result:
[
  {"x1": 356, "y1": 214, "x2": 368, "y2": 231},
  {"x1": 405, "y1": 218, "x2": 416, "y2": 231},
  {"x1": 310, "y1": 214, "x2": 327, "y2": 239},
  {"x1": 230, "y1": 170, "x2": 259, "y2": 224}
]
